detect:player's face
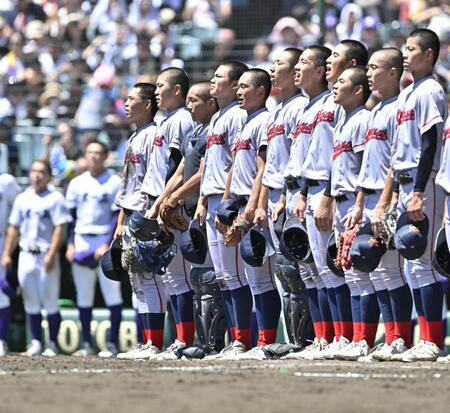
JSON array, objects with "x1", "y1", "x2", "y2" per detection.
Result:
[
  {"x1": 333, "y1": 70, "x2": 354, "y2": 105},
  {"x1": 326, "y1": 44, "x2": 348, "y2": 84},
  {"x1": 210, "y1": 65, "x2": 235, "y2": 99},
  {"x1": 294, "y1": 49, "x2": 320, "y2": 90},
  {"x1": 186, "y1": 87, "x2": 208, "y2": 123},
  {"x1": 367, "y1": 53, "x2": 389, "y2": 95},
  {"x1": 403, "y1": 36, "x2": 431, "y2": 74},
  {"x1": 236, "y1": 72, "x2": 261, "y2": 112},
  {"x1": 155, "y1": 74, "x2": 175, "y2": 110},
  {"x1": 270, "y1": 51, "x2": 295, "y2": 88},
  {"x1": 30, "y1": 161, "x2": 50, "y2": 193},
  {"x1": 124, "y1": 87, "x2": 150, "y2": 123},
  {"x1": 85, "y1": 142, "x2": 107, "y2": 172}
]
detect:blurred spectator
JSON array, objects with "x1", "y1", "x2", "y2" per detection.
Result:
[
  {"x1": 87, "y1": 0, "x2": 127, "y2": 39},
  {"x1": 269, "y1": 16, "x2": 304, "y2": 59},
  {"x1": 127, "y1": 0, "x2": 160, "y2": 36},
  {"x1": 336, "y1": 3, "x2": 363, "y2": 41},
  {"x1": 0, "y1": 32, "x2": 26, "y2": 82},
  {"x1": 246, "y1": 40, "x2": 272, "y2": 72}
]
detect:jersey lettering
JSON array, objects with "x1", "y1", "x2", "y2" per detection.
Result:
[
  {"x1": 234, "y1": 139, "x2": 252, "y2": 153},
  {"x1": 442, "y1": 128, "x2": 450, "y2": 145},
  {"x1": 206, "y1": 133, "x2": 226, "y2": 148},
  {"x1": 266, "y1": 124, "x2": 285, "y2": 141},
  {"x1": 396, "y1": 109, "x2": 415, "y2": 126},
  {"x1": 365, "y1": 128, "x2": 388, "y2": 143},
  {"x1": 332, "y1": 141, "x2": 353, "y2": 160}
]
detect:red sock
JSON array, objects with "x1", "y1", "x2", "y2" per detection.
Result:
[
  {"x1": 333, "y1": 321, "x2": 341, "y2": 341},
  {"x1": 394, "y1": 321, "x2": 412, "y2": 347},
  {"x1": 352, "y1": 322, "x2": 361, "y2": 342},
  {"x1": 359, "y1": 322, "x2": 379, "y2": 347},
  {"x1": 257, "y1": 328, "x2": 277, "y2": 346},
  {"x1": 340, "y1": 321, "x2": 353, "y2": 341},
  {"x1": 417, "y1": 315, "x2": 427, "y2": 341},
  {"x1": 234, "y1": 328, "x2": 251, "y2": 348},
  {"x1": 176, "y1": 321, "x2": 195, "y2": 346},
  {"x1": 322, "y1": 321, "x2": 334, "y2": 343},
  {"x1": 384, "y1": 321, "x2": 395, "y2": 345},
  {"x1": 229, "y1": 327, "x2": 237, "y2": 342},
  {"x1": 426, "y1": 320, "x2": 443, "y2": 347},
  {"x1": 143, "y1": 328, "x2": 164, "y2": 349},
  {"x1": 313, "y1": 321, "x2": 323, "y2": 340}
]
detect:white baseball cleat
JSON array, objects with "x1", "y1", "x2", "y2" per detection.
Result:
[
  {"x1": 23, "y1": 339, "x2": 42, "y2": 357},
  {"x1": 390, "y1": 340, "x2": 425, "y2": 362},
  {"x1": 205, "y1": 340, "x2": 247, "y2": 360},
  {"x1": 42, "y1": 341, "x2": 58, "y2": 357},
  {"x1": 372, "y1": 338, "x2": 408, "y2": 362},
  {"x1": 155, "y1": 339, "x2": 186, "y2": 360},
  {"x1": 322, "y1": 336, "x2": 351, "y2": 360},
  {"x1": 72, "y1": 342, "x2": 95, "y2": 357},
  {"x1": 131, "y1": 340, "x2": 161, "y2": 359},
  {"x1": 235, "y1": 346, "x2": 270, "y2": 360},
  {"x1": 0, "y1": 339, "x2": 8, "y2": 357},
  {"x1": 282, "y1": 338, "x2": 321, "y2": 360},
  {"x1": 306, "y1": 338, "x2": 330, "y2": 360},
  {"x1": 400, "y1": 341, "x2": 445, "y2": 362},
  {"x1": 98, "y1": 342, "x2": 119, "y2": 358},
  {"x1": 335, "y1": 340, "x2": 370, "y2": 361},
  {"x1": 117, "y1": 344, "x2": 145, "y2": 359},
  {"x1": 436, "y1": 354, "x2": 450, "y2": 364}
]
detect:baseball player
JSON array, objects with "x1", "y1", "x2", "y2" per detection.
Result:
[
  {"x1": 1, "y1": 160, "x2": 72, "y2": 357},
  {"x1": 142, "y1": 67, "x2": 197, "y2": 357},
  {"x1": 221, "y1": 68, "x2": 281, "y2": 360},
  {"x1": 65, "y1": 140, "x2": 123, "y2": 357},
  {"x1": 195, "y1": 60, "x2": 250, "y2": 358},
  {"x1": 376, "y1": 29, "x2": 448, "y2": 362},
  {"x1": 114, "y1": 82, "x2": 162, "y2": 359},
  {"x1": 344, "y1": 48, "x2": 414, "y2": 361},
  {"x1": 436, "y1": 116, "x2": 450, "y2": 363},
  {"x1": 148, "y1": 81, "x2": 222, "y2": 359},
  {"x1": 0, "y1": 172, "x2": 21, "y2": 356}
]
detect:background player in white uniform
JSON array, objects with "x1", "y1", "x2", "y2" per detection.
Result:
[
  {"x1": 378, "y1": 29, "x2": 448, "y2": 362},
  {"x1": 0, "y1": 173, "x2": 21, "y2": 356},
  {"x1": 223, "y1": 68, "x2": 281, "y2": 360},
  {"x1": 114, "y1": 83, "x2": 163, "y2": 359},
  {"x1": 2, "y1": 160, "x2": 71, "y2": 357},
  {"x1": 195, "y1": 60, "x2": 249, "y2": 356},
  {"x1": 66, "y1": 141, "x2": 123, "y2": 357},
  {"x1": 143, "y1": 68, "x2": 196, "y2": 357},
  {"x1": 346, "y1": 48, "x2": 413, "y2": 361}
]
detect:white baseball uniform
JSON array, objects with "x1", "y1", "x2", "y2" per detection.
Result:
[
  {"x1": 9, "y1": 186, "x2": 71, "y2": 314},
  {"x1": 200, "y1": 101, "x2": 248, "y2": 290},
  {"x1": 66, "y1": 170, "x2": 123, "y2": 308},
  {"x1": 391, "y1": 76, "x2": 448, "y2": 288},
  {"x1": 0, "y1": 174, "x2": 21, "y2": 309},
  {"x1": 436, "y1": 117, "x2": 450, "y2": 249}
]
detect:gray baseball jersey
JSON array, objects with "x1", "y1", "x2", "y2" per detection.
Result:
[
  {"x1": 115, "y1": 121, "x2": 156, "y2": 211},
  {"x1": 357, "y1": 96, "x2": 398, "y2": 190},
  {"x1": 200, "y1": 101, "x2": 247, "y2": 196},
  {"x1": 66, "y1": 170, "x2": 121, "y2": 235},
  {"x1": 230, "y1": 108, "x2": 270, "y2": 197},
  {"x1": 331, "y1": 106, "x2": 369, "y2": 197},
  {"x1": 300, "y1": 92, "x2": 344, "y2": 180},
  {"x1": 391, "y1": 76, "x2": 448, "y2": 173},
  {"x1": 285, "y1": 90, "x2": 332, "y2": 179},
  {"x1": 9, "y1": 186, "x2": 72, "y2": 251},
  {"x1": 436, "y1": 116, "x2": 450, "y2": 194},
  {"x1": 262, "y1": 93, "x2": 308, "y2": 190},
  {"x1": 141, "y1": 107, "x2": 196, "y2": 197},
  {"x1": 0, "y1": 173, "x2": 21, "y2": 238}
]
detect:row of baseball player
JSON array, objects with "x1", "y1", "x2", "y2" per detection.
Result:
[{"x1": 1, "y1": 27, "x2": 449, "y2": 363}]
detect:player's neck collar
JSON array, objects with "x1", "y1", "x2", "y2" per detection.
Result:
[{"x1": 412, "y1": 74, "x2": 434, "y2": 88}]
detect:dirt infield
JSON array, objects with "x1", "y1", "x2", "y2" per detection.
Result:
[{"x1": 0, "y1": 355, "x2": 449, "y2": 413}]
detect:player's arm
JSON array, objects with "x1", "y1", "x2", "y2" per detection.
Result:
[
  {"x1": 243, "y1": 148, "x2": 266, "y2": 223},
  {"x1": 44, "y1": 224, "x2": 65, "y2": 271},
  {"x1": 114, "y1": 209, "x2": 126, "y2": 239},
  {"x1": 272, "y1": 183, "x2": 286, "y2": 223},
  {"x1": 371, "y1": 170, "x2": 396, "y2": 237},
  {"x1": 65, "y1": 208, "x2": 77, "y2": 262},
  {"x1": 166, "y1": 147, "x2": 183, "y2": 184},
  {"x1": 408, "y1": 125, "x2": 438, "y2": 221},
  {"x1": 346, "y1": 189, "x2": 365, "y2": 229},
  {"x1": 168, "y1": 160, "x2": 204, "y2": 206},
  {"x1": 254, "y1": 184, "x2": 269, "y2": 227},
  {"x1": 315, "y1": 173, "x2": 334, "y2": 232},
  {"x1": 1, "y1": 225, "x2": 20, "y2": 268}
]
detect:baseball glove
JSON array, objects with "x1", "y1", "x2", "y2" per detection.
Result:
[
  {"x1": 224, "y1": 215, "x2": 252, "y2": 247},
  {"x1": 121, "y1": 237, "x2": 145, "y2": 275},
  {"x1": 378, "y1": 204, "x2": 398, "y2": 249},
  {"x1": 159, "y1": 199, "x2": 189, "y2": 231},
  {"x1": 334, "y1": 226, "x2": 360, "y2": 270}
]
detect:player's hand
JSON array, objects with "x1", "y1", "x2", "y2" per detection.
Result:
[
  {"x1": 43, "y1": 252, "x2": 56, "y2": 271},
  {"x1": 271, "y1": 202, "x2": 284, "y2": 222},
  {"x1": 65, "y1": 243, "x2": 75, "y2": 262},
  {"x1": 215, "y1": 216, "x2": 228, "y2": 235},
  {"x1": 145, "y1": 205, "x2": 158, "y2": 219},
  {"x1": 315, "y1": 196, "x2": 333, "y2": 232},
  {"x1": 242, "y1": 206, "x2": 255, "y2": 224},
  {"x1": 346, "y1": 203, "x2": 363, "y2": 230},
  {"x1": 157, "y1": 214, "x2": 171, "y2": 235},
  {"x1": 165, "y1": 194, "x2": 180, "y2": 208},
  {"x1": 253, "y1": 207, "x2": 267, "y2": 228},
  {"x1": 113, "y1": 224, "x2": 124, "y2": 240},
  {"x1": 194, "y1": 204, "x2": 207, "y2": 226},
  {"x1": 407, "y1": 192, "x2": 425, "y2": 222},
  {"x1": 371, "y1": 204, "x2": 387, "y2": 238},
  {"x1": 94, "y1": 244, "x2": 109, "y2": 261},
  {"x1": 1, "y1": 255, "x2": 12, "y2": 269},
  {"x1": 293, "y1": 195, "x2": 306, "y2": 220}
]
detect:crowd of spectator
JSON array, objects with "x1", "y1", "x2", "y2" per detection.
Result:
[{"x1": 0, "y1": 0, "x2": 449, "y2": 183}]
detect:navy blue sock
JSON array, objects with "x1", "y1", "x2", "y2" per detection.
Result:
[
  {"x1": 78, "y1": 307, "x2": 92, "y2": 344},
  {"x1": 317, "y1": 287, "x2": 334, "y2": 342},
  {"x1": 335, "y1": 284, "x2": 353, "y2": 340},
  {"x1": 306, "y1": 287, "x2": 322, "y2": 339},
  {"x1": 351, "y1": 295, "x2": 361, "y2": 341},
  {"x1": 258, "y1": 289, "x2": 282, "y2": 331},
  {"x1": 169, "y1": 294, "x2": 180, "y2": 325},
  {"x1": 327, "y1": 288, "x2": 341, "y2": 339},
  {"x1": 376, "y1": 289, "x2": 394, "y2": 343},
  {"x1": 135, "y1": 309, "x2": 143, "y2": 344},
  {"x1": 359, "y1": 293, "x2": 380, "y2": 346},
  {"x1": 230, "y1": 285, "x2": 253, "y2": 347},
  {"x1": 27, "y1": 313, "x2": 42, "y2": 342},
  {"x1": 176, "y1": 290, "x2": 194, "y2": 324},
  {"x1": 108, "y1": 304, "x2": 122, "y2": 344},
  {"x1": 421, "y1": 282, "x2": 444, "y2": 345},
  {"x1": 412, "y1": 288, "x2": 426, "y2": 340},
  {"x1": 221, "y1": 289, "x2": 236, "y2": 339},
  {"x1": 47, "y1": 312, "x2": 61, "y2": 343},
  {"x1": 389, "y1": 284, "x2": 413, "y2": 346},
  {"x1": 0, "y1": 306, "x2": 11, "y2": 341}
]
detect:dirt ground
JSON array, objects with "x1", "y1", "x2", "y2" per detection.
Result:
[{"x1": 0, "y1": 355, "x2": 449, "y2": 413}]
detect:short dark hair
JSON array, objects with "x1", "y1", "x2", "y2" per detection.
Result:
[
  {"x1": 245, "y1": 68, "x2": 271, "y2": 100},
  {"x1": 221, "y1": 60, "x2": 249, "y2": 82},
  {"x1": 134, "y1": 82, "x2": 158, "y2": 118},
  {"x1": 306, "y1": 45, "x2": 332, "y2": 85},
  {"x1": 408, "y1": 28, "x2": 440, "y2": 65},
  {"x1": 33, "y1": 159, "x2": 52, "y2": 176},
  {"x1": 86, "y1": 140, "x2": 109, "y2": 156},
  {"x1": 375, "y1": 47, "x2": 404, "y2": 80},
  {"x1": 346, "y1": 66, "x2": 371, "y2": 102},
  {"x1": 341, "y1": 40, "x2": 369, "y2": 66},
  {"x1": 284, "y1": 47, "x2": 303, "y2": 69},
  {"x1": 159, "y1": 67, "x2": 190, "y2": 98}
]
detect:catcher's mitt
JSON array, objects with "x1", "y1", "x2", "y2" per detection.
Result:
[
  {"x1": 121, "y1": 237, "x2": 145, "y2": 275},
  {"x1": 378, "y1": 204, "x2": 398, "y2": 249},
  {"x1": 334, "y1": 226, "x2": 360, "y2": 270},
  {"x1": 224, "y1": 215, "x2": 252, "y2": 247},
  {"x1": 159, "y1": 199, "x2": 189, "y2": 231}
]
